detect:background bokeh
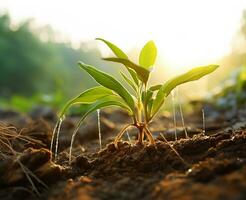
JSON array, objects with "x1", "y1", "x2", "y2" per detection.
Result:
[{"x1": 0, "y1": 1, "x2": 246, "y2": 112}]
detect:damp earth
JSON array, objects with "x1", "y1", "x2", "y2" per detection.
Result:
[{"x1": 0, "y1": 103, "x2": 246, "y2": 200}]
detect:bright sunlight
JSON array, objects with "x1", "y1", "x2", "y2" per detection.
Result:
[
  {"x1": 0, "y1": 2, "x2": 246, "y2": 199},
  {"x1": 1, "y1": 0, "x2": 246, "y2": 72}
]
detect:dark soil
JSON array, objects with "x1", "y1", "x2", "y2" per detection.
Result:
[{"x1": 0, "y1": 105, "x2": 246, "y2": 200}]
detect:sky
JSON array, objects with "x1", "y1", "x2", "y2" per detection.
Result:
[{"x1": 1, "y1": 0, "x2": 246, "y2": 72}]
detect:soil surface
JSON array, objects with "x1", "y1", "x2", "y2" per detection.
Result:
[{"x1": 0, "y1": 104, "x2": 245, "y2": 200}]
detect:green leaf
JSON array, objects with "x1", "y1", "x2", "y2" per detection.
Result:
[
  {"x1": 70, "y1": 95, "x2": 133, "y2": 141},
  {"x1": 96, "y1": 38, "x2": 128, "y2": 59},
  {"x1": 139, "y1": 40, "x2": 157, "y2": 69},
  {"x1": 142, "y1": 89, "x2": 154, "y2": 122},
  {"x1": 142, "y1": 86, "x2": 160, "y2": 122},
  {"x1": 142, "y1": 89, "x2": 153, "y2": 104},
  {"x1": 59, "y1": 86, "x2": 114, "y2": 117},
  {"x1": 68, "y1": 95, "x2": 132, "y2": 165},
  {"x1": 120, "y1": 71, "x2": 138, "y2": 93},
  {"x1": 151, "y1": 65, "x2": 219, "y2": 119},
  {"x1": 81, "y1": 95, "x2": 133, "y2": 122},
  {"x1": 78, "y1": 62, "x2": 135, "y2": 113},
  {"x1": 160, "y1": 65, "x2": 219, "y2": 96},
  {"x1": 103, "y1": 57, "x2": 150, "y2": 84},
  {"x1": 128, "y1": 68, "x2": 140, "y2": 86},
  {"x1": 147, "y1": 98, "x2": 154, "y2": 120},
  {"x1": 149, "y1": 84, "x2": 162, "y2": 91},
  {"x1": 96, "y1": 38, "x2": 139, "y2": 86}
]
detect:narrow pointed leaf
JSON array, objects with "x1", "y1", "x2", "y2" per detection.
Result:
[
  {"x1": 103, "y1": 57, "x2": 150, "y2": 84},
  {"x1": 142, "y1": 89, "x2": 153, "y2": 105},
  {"x1": 147, "y1": 98, "x2": 154, "y2": 121},
  {"x1": 120, "y1": 71, "x2": 138, "y2": 93},
  {"x1": 59, "y1": 86, "x2": 114, "y2": 117},
  {"x1": 139, "y1": 40, "x2": 157, "y2": 69},
  {"x1": 128, "y1": 68, "x2": 140, "y2": 86},
  {"x1": 161, "y1": 65, "x2": 219, "y2": 96},
  {"x1": 142, "y1": 84, "x2": 162, "y2": 109},
  {"x1": 97, "y1": 38, "x2": 139, "y2": 85},
  {"x1": 79, "y1": 62, "x2": 135, "y2": 112},
  {"x1": 96, "y1": 38, "x2": 128, "y2": 59},
  {"x1": 142, "y1": 90, "x2": 154, "y2": 122},
  {"x1": 72, "y1": 95, "x2": 133, "y2": 130},
  {"x1": 151, "y1": 65, "x2": 219, "y2": 118},
  {"x1": 149, "y1": 84, "x2": 162, "y2": 91},
  {"x1": 83, "y1": 95, "x2": 133, "y2": 120}
]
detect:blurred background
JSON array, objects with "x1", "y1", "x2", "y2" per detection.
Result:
[{"x1": 0, "y1": 0, "x2": 245, "y2": 112}]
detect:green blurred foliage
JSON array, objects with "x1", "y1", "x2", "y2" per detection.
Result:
[
  {"x1": 217, "y1": 10, "x2": 246, "y2": 79},
  {"x1": 0, "y1": 14, "x2": 52, "y2": 96},
  {"x1": 1, "y1": 10, "x2": 246, "y2": 113},
  {"x1": 212, "y1": 66, "x2": 246, "y2": 109},
  {"x1": 0, "y1": 13, "x2": 109, "y2": 111},
  {"x1": 209, "y1": 10, "x2": 246, "y2": 109}
]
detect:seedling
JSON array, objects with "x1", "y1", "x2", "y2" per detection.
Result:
[{"x1": 50, "y1": 38, "x2": 219, "y2": 163}]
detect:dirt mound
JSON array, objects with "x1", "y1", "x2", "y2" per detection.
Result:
[
  {"x1": 0, "y1": 109, "x2": 245, "y2": 200},
  {"x1": 47, "y1": 130, "x2": 246, "y2": 200}
]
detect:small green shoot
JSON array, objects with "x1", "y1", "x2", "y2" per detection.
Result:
[{"x1": 50, "y1": 38, "x2": 219, "y2": 164}]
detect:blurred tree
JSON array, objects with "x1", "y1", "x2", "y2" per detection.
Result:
[
  {"x1": 0, "y1": 13, "x2": 104, "y2": 101},
  {"x1": 0, "y1": 14, "x2": 56, "y2": 96},
  {"x1": 0, "y1": 13, "x2": 145, "y2": 111}
]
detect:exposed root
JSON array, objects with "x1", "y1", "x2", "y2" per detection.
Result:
[
  {"x1": 112, "y1": 123, "x2": 157, "y2": 148},
  {"x1": 0, "y1": 122, "x2": 44, "y2": 156},
  {"x1": 160, "y1": 133, "x2": 189, "y2": 166},
  {"x1": 16, "y1": 159, "x2": 48, "y2": 197},
  {"x1": 0, "y1": 123, "x2": 47, "y2": 196},
  {"x1": 113, "y1": 124, "x2": 134, "y2": 149},
  {"x1": 0, "y1": 137, "x2": 16, "y2": 156},
  {"x1": 144, "y1": 127, "x2": 156, "y2": 145},
  {"x1": 137, "y1": 126, "x2": 144, "y2": 144}
]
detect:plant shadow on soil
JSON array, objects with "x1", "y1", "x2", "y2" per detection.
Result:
[{"x1": 0, "y1": 105, "x2": 246, "y2": 200}]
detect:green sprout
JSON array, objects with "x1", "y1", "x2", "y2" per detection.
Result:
[{"x1": 50, "y1": 38, "x2": 219, "y2": 164}]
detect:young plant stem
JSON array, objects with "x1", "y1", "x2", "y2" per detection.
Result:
[
  {"x1": 135, "y1": 83, "x2": 144, "y2": 144},
  {"x1": 137, "y1": 126, "x2": 144, "y2": 144},
  {"x1": 137, "y1": 84, "x2": 143, "y2": 123},
  {"x1": 143, "y1": 84, "x2": 149, "y2": 124}
]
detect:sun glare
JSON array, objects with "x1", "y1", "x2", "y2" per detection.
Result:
[{"x1": 1, "y1": 0, "x2": 246, "y2": 74}]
